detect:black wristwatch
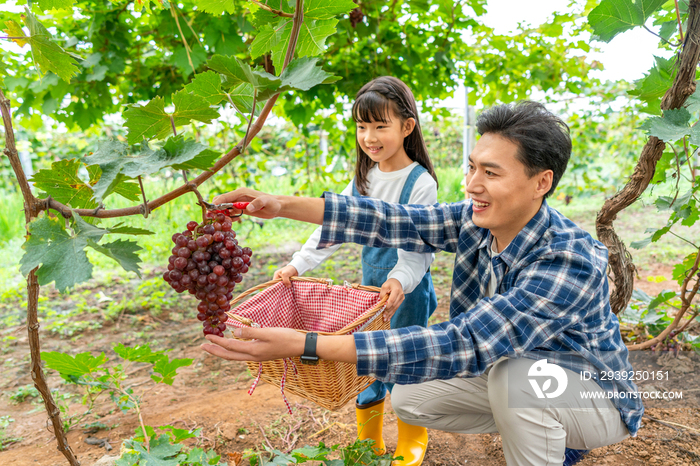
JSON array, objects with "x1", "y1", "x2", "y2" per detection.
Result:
[{"x1": 300, "y1": 332, "x2": 319, "y2": 365}]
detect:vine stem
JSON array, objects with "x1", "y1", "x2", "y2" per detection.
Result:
[
  {"x1": 627, "y1": 248, "x2": 700, "y2": 350},
  {"x1": 675, "y1": 0, "x2": 685, "y2": 43},
  {"x1": 170, "y1": 2, "x2": 195, "y2": 74},
  {"x1": 249, "y1": 0, "x2": 294, "y2": 18},
  {"x1": 596, "y1": 0, "x2": 700, "y2": 317},
  {"x1": 0, "y1": 90, "x2": 80, "y2": 465}
]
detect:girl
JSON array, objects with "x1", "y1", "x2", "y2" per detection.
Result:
[{"x1": 274, "y1": 76, "x2": 438, "y2": 466}]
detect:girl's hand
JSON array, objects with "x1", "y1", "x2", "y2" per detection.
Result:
[
  {"x1": 274, "y1": 265, "x2": 299, "y2": 288},
  {"x1": 380, "y1": 278, "x2": 404, "y2": 322},
  {"x1": 202, "y1": 328, "x2": 305, "y2": 362},
  {"x1": 212, "y1": 188, "x2": 281, "y2": 219}
]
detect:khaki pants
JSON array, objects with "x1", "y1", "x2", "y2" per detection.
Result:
[{"x1": 390, "y1": 357, "x2": 630, "y2": 466}]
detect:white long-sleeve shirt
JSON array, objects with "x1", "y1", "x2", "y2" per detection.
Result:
[{"x1": 288, "y1": 162, "x2": 438, "y2": 293}]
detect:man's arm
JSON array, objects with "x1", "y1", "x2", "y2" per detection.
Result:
[
  {"x1": 201, "y1": 328, "x2": 357, "y2": 363},
  {"x1": 319, "y1": 192, "x2": 469, "y2": 254},
  {"x1": 212, "y1": 188, "x2": 325, "y2": 225}
]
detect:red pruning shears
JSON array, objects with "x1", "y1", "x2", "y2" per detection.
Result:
[{"x1": 200, "y1": 200, "x2": 259, "y2": 217}]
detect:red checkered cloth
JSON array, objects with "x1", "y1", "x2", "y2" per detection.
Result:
[
  {"x1": 225, "y1": 281, "x2": 383, "y2": 332},
  {"x1": 225, "y1": 280, "x2": 385, "y2": 414}
]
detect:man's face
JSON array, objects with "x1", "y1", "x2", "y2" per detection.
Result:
[{"x1": 466, "y1": 133, "x2": 552, "y2": 250}]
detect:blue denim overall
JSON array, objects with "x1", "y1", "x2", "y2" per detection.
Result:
[{"x1": 352, "y1": 165, "x2": 438, "y2": 405}]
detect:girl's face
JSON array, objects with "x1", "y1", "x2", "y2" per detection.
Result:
[{"x1": 356, "y1": 109, "x2": 415, "y2": 170}]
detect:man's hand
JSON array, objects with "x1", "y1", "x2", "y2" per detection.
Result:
[
  {"x1": 274, "y1": 265, "x2": 299, "y2": 288},
  {"x1": 212, "y1": 188, "x2": 282, "y2": 220},
  {"x1": 202, "y1": 327, "x2": 305, "y2": 362},
  {"x1": 380, "y1": 278, "x2": 404, "y2": 322},
  {"x1": 212, "y1": 188, "x2": 325, "y2": 225}
]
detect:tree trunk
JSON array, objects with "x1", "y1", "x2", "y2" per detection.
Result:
[{"x1": 596, "y1": 0, "x2": 700, "y2": 315}]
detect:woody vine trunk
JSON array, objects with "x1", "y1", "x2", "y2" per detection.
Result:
[
  {"x1": 596, "y1": 0, "x2": 700, "y2": 317},
  {"x1": 0, "y1": 1, "x2": 305, "y2": 463}
]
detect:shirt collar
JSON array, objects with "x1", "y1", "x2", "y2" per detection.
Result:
[{"x1": 477, "y1": 200, "x2": 551, "y2": 267}]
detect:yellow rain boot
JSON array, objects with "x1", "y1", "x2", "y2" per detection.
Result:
[
  {"x1": 355, "y1": 398, "x2": 386, "y2": 455},
  {"x1": 392, "y1": 418, "x2": 428, "y2": 466}
]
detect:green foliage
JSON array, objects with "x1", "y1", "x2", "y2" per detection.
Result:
[
  {"x1": 19, "y1": 212, "x2": 147, "y2": 293},
  {"x1": 588, "y1": 0, "x2": 667, "y2": 42},
  {"x1": 3, "y1": 9, "x2": 80, "y2": 82},
  {"x1": 246, "y1": 439, "x2": 396, "y2": 466},
  {"x1": 7, "y1": 384, "x2": 40, "y2": 404},
  {"x1": 122, "y1": 90, "x2": 221, "y2": 144},
  {"x1": 41, "y1": 342, "x2": 193, "y2": 432},
  {"x1": 118, "y1": 430, "x2": 226, "y2": 466},
  {"x1": 0, "y1": 415, "x2": 21, "y2": 451},
  {"x1": 84, "y1": 138, "x2": 218, "y2": 201}
]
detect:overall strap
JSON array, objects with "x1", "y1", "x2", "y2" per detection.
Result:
[
  {"x1": 351, "y1": 178, "x2": 361, "y2": 197},
  {"x1": 398, "y1": 164, "x2": 428, "y2": 205}
]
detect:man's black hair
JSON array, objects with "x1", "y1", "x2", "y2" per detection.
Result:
[{"x1": 475, "y1": 101, "x2": 571, "y2": 198}]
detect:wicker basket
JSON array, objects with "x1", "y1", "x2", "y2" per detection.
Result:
[{"x1": 225, "y1": 276, "x2": 390, "y2": 411}]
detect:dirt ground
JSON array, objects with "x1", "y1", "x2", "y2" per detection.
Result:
[{"x1": 0, "y1": 250, "x2": 698, "y2": 466}]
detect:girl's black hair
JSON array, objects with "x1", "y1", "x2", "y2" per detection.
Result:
[{"x1": 351, "y1": 76, "x2": 438, "y2": 195}]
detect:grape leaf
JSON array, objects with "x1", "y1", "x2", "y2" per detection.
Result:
[
  {"x1": 229, "y1": 82, "x2": 264, "y2": 116},
  {"x1": 171, "y1": 89, "x2": 220, "y2": 125},
  {"x1": 151, "y1": 357, "x2": 193, "y2": 385},
  {"x1": 258, "y1": 57, "x2": 339, "y2": 100},
  {"x1": 19, "y1": 215, "x2": 95, "y2": 293},
  {"x1": 21, "y1": 10, "x2": 80, "y2": 82},
  {"x1": 251, "y1": 0, "x2": 294, "y2": 27},
  {"x1": 19, "y1": 212, "x2": 147, "y2": 292},
  {"x1": 87, "y1": 239, "x2": 143, "y2": 277},
  {"x1": 42, "y1": 351, "x2": 108, "y2": 376},
  {"x1": 628, "y1": 56, "x2": 676, "y2": 115},
  {"x1": 113, "y1": 343, "x2": 167, "y2": 364},
  {"x1": 303, "y1": 0, "x2": 357, "y2": 20},
  {"x1": 122, "y1": 97, "x2": 172, "y2": 144},
  {"x1": 207, "y1": 54, "x2": 281, "y2": 94},
  {"x1": 37, "y1": 0, "x2": 75, "y2": 11},
  {"x1": 672, "y1": 252, "x2": 698, "y2": 286},
  {"x1": 250, "y1": 19, "x2": 288, "y2": 59},
  {"x1": 296, "y1": 18, "x2": 339, "y2": 57},
  {"x1": 639, "y1": 108, "x2": 692, "y2": 142},
  {"x1": 184, "y1": 71, "x2": 227, "y2": 105},
  {"x1": 85, "y1": 138, "x2": 218, "y2": 200},
  {"x1": 107, "y1": 223, "x2": 155, "y2": 236},
  {"x1": 165, "y1": 136, "x2": 220, "y2": 171},
  {"x1": 195, "y1": 0, "x2": 236, "y2": 15},
  {"x1": 588, "y1": 0, "x2": 667, "y2": 43},
  {"x1": 122, "y1": 90, "x2": 219, "y2": 144},
  {"x1": 30, "y1": 159, "x2": 98, "y2": 210},
  {"x1": 86, "y1": 165, "x2": 141, "y2": 203},
  {"x1": 3, "y1": 19, "x2": 28, "y2": 46},
  {"x1": 207, "y1": 54, "x2": 250, "y2": 87},
  {"x1": 124, "y1": 435, "x2": 182, "y2": 466}
]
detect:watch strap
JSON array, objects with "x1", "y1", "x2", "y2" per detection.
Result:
[{"x1": 301, "y1": 332, "x2": 319, "y2": 364}]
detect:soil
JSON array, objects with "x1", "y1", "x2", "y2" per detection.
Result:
[{"x1": 0, "y1": 248, "x2": 698, "y2": 466}]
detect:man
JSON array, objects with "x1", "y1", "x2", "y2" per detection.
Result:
[{"x1": 202, "y1": 101, "x2": 643, "y2": 466}]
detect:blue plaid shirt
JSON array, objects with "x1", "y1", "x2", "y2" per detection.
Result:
[{"x1": 318, "y1": 192, "x2": 643, "y2": 436}]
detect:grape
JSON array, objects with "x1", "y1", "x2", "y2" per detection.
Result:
[{"x1": 163, "y1": 216, "x2": 254, "y2": 336}]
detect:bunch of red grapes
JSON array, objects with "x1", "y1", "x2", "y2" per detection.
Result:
[{"x1": 162, "y1": 212, "x2": 252, "y2": 336}]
